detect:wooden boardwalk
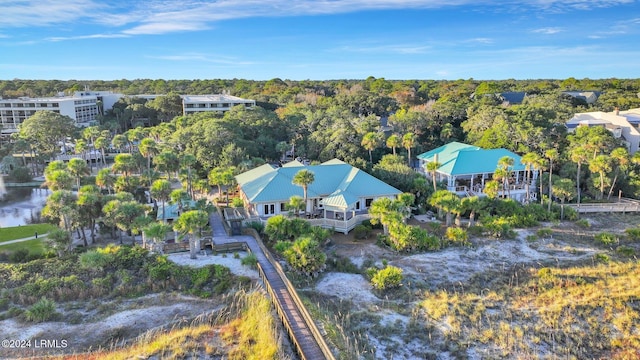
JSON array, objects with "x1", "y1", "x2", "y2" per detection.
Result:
[
  {"x1": 209, "y1": 213, "x2": 334, "y2": 360},
  {"x1": 567, "y1": 198, "x2": 640, "y2": 213}
]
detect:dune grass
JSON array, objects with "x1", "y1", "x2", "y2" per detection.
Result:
[{"x1": 0, "y1": 224, "x2": 56, "y2": 242}]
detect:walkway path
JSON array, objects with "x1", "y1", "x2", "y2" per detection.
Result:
[
  {"x1": 209, "y1": 212, "x2": 330, "y2": 360},
  {"x1": 0, "y1": 233, "x2": 48, "y2": 246}
]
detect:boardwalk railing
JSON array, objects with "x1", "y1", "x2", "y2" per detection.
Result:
[
  {"x1": 567, "y1": 198, "x2": 640, "y2": 213},
  {"x1": 244, "y1": 228, "x2": 335, "y2": 360}
]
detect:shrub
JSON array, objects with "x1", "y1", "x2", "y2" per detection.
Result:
[
  {"x1": 241, "y1": 253, "x2": 258, "y2": 268},
  {"x1": 25, "y1": 297, "x2": 58, "y2": 323},
  {"x1": 575, "y1": 219, "x2": 591, "y2": 229},
  {"x1": 353, "y1": 224, "x2": 372, "y2": 240},
  {"x1": 245, "y1": 221, "x2": 264, "y2": 235},
  {"x1": 595, "y1": 253, "x2": 610, "y2": 263},
  {"x1": 445, "y1": 227, "x2": 470, "y2": 246},
  {"x1": 79, "y1": 250, "x2": 112, "y2": 270},
  {"x1": 616, "y1": 245, "x2": 635, "y2": 257},
  {"x1": 9, "y1": 166, "x2": 32, "y2": 183},
  {"x1": 361, "y1": 219, "x2": 383, "y2": 230},
  {"x1": 279, "y1": 236, "x2": 326, "y2": 276},
  {"x1": 8, "y1": 249, "x2": 30, "y2": 263},
  {"x1": 595, "y1": 232, "x2": 618, "y2": 246},
  {"x1": 625, "y1": 228, "x2": 640, "y2": 241},
  {"x1": 536, "y1": 228, "x2": 553, "y2": 238},
  {"x1": 467, "y1": 225, "x2": 484, "y2": 236},
  {"x1": 370, "y1": 265, "x2": 403, "y2": 291},
  {"x1": 231, "y1": 197, "x2": 244, "y2": 208}
]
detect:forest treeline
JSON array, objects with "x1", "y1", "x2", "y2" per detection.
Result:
[{"x1": 3, "y1": 77, "x2": 640, "y2": 201}]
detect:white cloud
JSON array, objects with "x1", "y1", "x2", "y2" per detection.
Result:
[
  {"x1": 148, "y1": 53, "x2": 255, "y2": 65},
  {"x1": 532, "y1": 27, "x2": 563, "y2": 34},
  {"x1": 1, "y1": 0, "x2": 635, "y2": 36},
  {"x1": 336, "y1": 43, "x2": 432, "y2": 54},
  {"x1": 45, "y1": 34, "x2": 129, "y2": 42}
]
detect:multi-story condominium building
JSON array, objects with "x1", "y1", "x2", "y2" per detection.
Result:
[
  {"x1": 0, "y1": 91, "x2": 122, "y2": 135},
  {"x1": 0, "y1": 92, "x2": 254, "y2": 135},
  {"x1": 566, "y1": 108, "x2": 640, "y2": 155},
  {"x1": 181, "y1": 94, "x2": 255, "y2": 115}
]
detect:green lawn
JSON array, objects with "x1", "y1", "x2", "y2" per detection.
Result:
[
  {"x1": 0, "y1": 224, "x2": 57, "y2": 242},
  {"x1": 0, "y1": 239, "x2": 45, "y2": 255}
]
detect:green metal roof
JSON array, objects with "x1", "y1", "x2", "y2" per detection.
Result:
[
  {"x1": 417, "y1": 142, "x2": 526, "y2": 176},
  {"x1": 236, "y1": 159, "x2": 401, "y2": 206}
]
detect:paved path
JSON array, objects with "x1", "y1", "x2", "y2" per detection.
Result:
[
  {"x1": 0, "y1": 233, "x2": 48, "y2": 246},
  {"x1": 209, "y1": 212, "x2": 329, "y2": 360}
]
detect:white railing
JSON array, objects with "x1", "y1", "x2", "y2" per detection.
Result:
[{"x1": 308, "y1": 214, "x2": 371, "y2": 234}]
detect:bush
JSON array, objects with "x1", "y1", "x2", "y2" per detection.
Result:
[
  {"x1": 536, "y1": 228, "x2": 553, "y2": 238},
  {"x1": 245, "y1": 221, "x2": 265, "y2": 235},
  {"x1": 241, "y1": 253, "x2": 258, "y2": 268},
  {"x1": 575, "y1": 219, "x2": 591, "y2": 229},
  {"x1": 8, "y1": 249, "x2": 30, "y2": 263},
  {"x1": 231, "y1": 197, "x2": 244, "y2": 208},
  {"x1": 353, "y1": 224, "x2": 371, "y2": 240},
  {"x1": 79, "y1": 250, "x2": 112, "y2": 270},
  {"x1": 361, "y1": 219, "x2": 383, "y2": 230},
  {"x1": 25, "y1": 297, "x2": 58, "y2": 323},
  {"x1": 445, "y1": 227, "x2": 470, "y2": 246},
  {"x1": 616, "y1": 245, "x2": 635, "y2": 257},
  {"x1": 595, "y1": 232, "x2": 618, "y2": 246},
  {"x1": 370, "y1": 265, "x2": 403, "y2": 291},
  {"x1": 625, "y1": 228, "x2": 640, "y2": 241},
  {"x1": 9, "y1": 166, "x2": 32, "y2": 183},
  {"x1": 595, "y1": 253, "x2": 610, "y2": 263}
]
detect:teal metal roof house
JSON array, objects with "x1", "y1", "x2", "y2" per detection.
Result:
[
  {"x1": 235, "y1": 159, "x2": 401, "y2": 233},
  {"x1": 417, "y1": 142, "x2": 536, "y2": 202}
]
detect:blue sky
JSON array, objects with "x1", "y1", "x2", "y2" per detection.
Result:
[{"x1": 1, "y1": 0, "x2": 639, "y2": 80}]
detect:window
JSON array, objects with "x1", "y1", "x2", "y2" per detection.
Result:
[
  {"x1": 280, "y1": 203, "x2": 286, "y2": 212},
  {"x1": 365, "y1": 198, "x2": 374, "y2": 207},
  {"x1": 355, "y1": 201, "x2": 360, "y2": 210},
  {"x1": 264, "y1": 204, "x2": 275, "y2": 215}
]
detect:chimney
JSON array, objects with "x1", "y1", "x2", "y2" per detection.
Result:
[{"x1": 614, "y1": 107, "x2": 619, "y2": 115}]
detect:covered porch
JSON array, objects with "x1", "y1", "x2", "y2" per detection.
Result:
[{"x1": 429, "y1": 170, "x2": 537, "y2": 202}]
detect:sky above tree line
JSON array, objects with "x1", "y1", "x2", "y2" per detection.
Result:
[{"x1": 1, "y1": 0, "x2": 639, "y2": 81}]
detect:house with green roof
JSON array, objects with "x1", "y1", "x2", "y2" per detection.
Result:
[
  {"x1": 235, "y1": 159, "x2": 401, "y2": 233},
  {"x1": 417, "y1": 142, "x2": 536, "y2": 202}
]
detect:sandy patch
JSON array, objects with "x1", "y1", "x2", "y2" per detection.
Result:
[
  {"x1": 315, "y1": 273, "x2": 378, "y2": 304},
  {"x1": 168, "y1": 251, "x2": 260, "y2": 280}
]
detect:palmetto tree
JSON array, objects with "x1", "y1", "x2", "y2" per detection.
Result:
[
  {"x1": 368, "y1": 197, "x2": 402, "y2": 235},
  {"x1": 569, "y1": 146, "x2": 589, "y2": 207},
  {"x1": 552, "y1": 178, "x2": 576, "y2": 220},
  {"x1": 174, "y1": 210, "x2": 209, "y2": 259},
  {"x1": 111, "y1": 134, "x2": 128, "y2": 153},
  {"x1": 287, "y1": 195, "x2": 305, "y2": 217},
  {"x1": 139, "y1": 138, "x2": 159, "y2": 186},
  {"x1": 112, "y1": 153, "x2": 136, "y2": 177},
  {"x1": 607, "y1": 147, "x2": 629, "y2": 200},
  {"x1": 497, "y1": 156, "x2": 514, "y2": 198},
  {"x1": 96, "y1": 168, "x2": 115, "y2": 194},
  {"x1": 292, "y1": 169, "x2": 315, "y2": 214},
  {"x1": 402, "y1": 132, "x2": 417, "y2": 166},
  {"x1": 386, "y1": 134, "x2": 400, "y2": 155},
  {"x1": 180, "y1": 153, "x2": 197, "y2": 198},
  {"x1": 94, "y1": 135, "x2": 110, "y2": 167},
  {"x1": 361, "y1": 132, "x2": 379, "y2": 163},
  {"x1": 426, "y1": 160, "x2": 441, "y2": 192},
  {"x1": 151, "y1": 179, "x2": 172, "y2": 223},
  {"x1": 589, "y1": 154, "x2": 612, "y2": 200},
  {"x1": 429, "y1": 190, "x2": 461, "y2": 227},
  {"x1": 67, "y1": 158, "x2": 89, "y2": 190},
  {"x1": 143, "y1": 222, "x2": 172, "y2": 252},
  {"x1": 521, "y1": 152, "x2": 541, "y2": 203},
  {"x1": 545, "y1": 149, "x2": 559, "y2": 211}
]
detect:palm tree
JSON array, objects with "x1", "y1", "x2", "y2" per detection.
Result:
[
  {"x1": 589, "y1": 154, "x2": 612, "y2": 200},
  {"x1": 402, "y1": 132, "x2": 416, "y2": 166},
  {"x1": 429, "y1": 190, "x2": 461, "y2": 227},
  {"x1": 143, "y1": 222, "x2": 172, "y2": 252},
  {"x1": 461, "y1": 196, "x2": 481, "y2": 227},
  {"x1": 368, "y1": 197, "x2": 402, "y2": 235},
  {"x1": 607, "y1": 147, "x2": 629, "y2": 200},
  {"x1": 287, "y1": 195, "x2": 305, "y2": 217},
  {"x1": 497, "y1": 156, "x2": 514, "y2": 198},
  {"x1": 96, "y1": 168, "x2": 115, "y2": 194},
  {"x1": 67, "y1": 158, "x2": 89, "y2": 190},
  {"x1": 545, "y1": 149, "x2": 559, "y2": 211},
  {"x1": 426, "y1": 160, "x2": 441, "y2": 192},
  {"x1": 139, "y1": 138, "x2": 159, "y2": 186},
  {"x1": 151, "y1": 179, "x2": 172, "y2": 223},
  {"x1": 174, "y1": 210, "x2": 209, "y2": 259},
  {"x1": 520, "y1": 152, "x2": 541, "y2": 203},
  {"x1": 111, "y1": 134, "x2": 128, "y2": 153},
  {"x1": 361, "y1": 132, "x2": 379, "y2": 163},
  {"x1": 552, "y1": 178, "x2": 576, "y2": 220},
  {"x1": 180, "y1": 153, "x2": 197, "y2": 198},
  {"x1": 112, "y1": 153, "x2": 136, "y2": 178},
  {"x1": 94, "y1": 136, "x2": 110, "y2": 167},
  {"x1": 386, "y1": 134, "x2": 400, "y2": 155},
  {"x1": 292, "y1": 169, "x2": 315, "y2": 215},
  {"x1": 569, "y1": 146, "x2": 589, "y2": 207}
]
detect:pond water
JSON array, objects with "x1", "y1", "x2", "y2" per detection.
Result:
[{"x1": 0, "y1": 187, "x2": 50, "y2": 228}]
